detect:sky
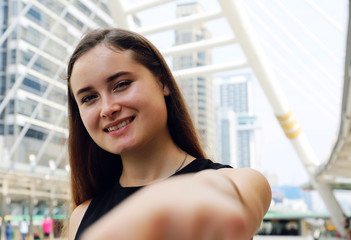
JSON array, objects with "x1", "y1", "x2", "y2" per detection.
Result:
[
  {"x1": 124, "y1": 0, "x2": 349, "y2": 187},
  {"x1": 241, "y1": 0, "x2": 347, "y2": 186}
]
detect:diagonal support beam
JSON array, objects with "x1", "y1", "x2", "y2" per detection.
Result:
[
  {"x1": 138, "y1": 9, "x2": 222, "y2": 35},
  {"x1": 162, "y1": 35, "x2": 236, "y2": 57},
  {"x1": 173, "y1": 60, "x2": 248, "y2": 79},
  {"x1": 124, "y1": 0, "x2": 175, "y2": 14}
]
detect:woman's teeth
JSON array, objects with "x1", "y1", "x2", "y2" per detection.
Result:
[{"x1": 107, "y1": 119, "x2": 131, "y2": 132}]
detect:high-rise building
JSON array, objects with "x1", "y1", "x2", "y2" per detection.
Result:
[
  {"x1": 215, "y1": 74, "x2": 257, "y2": 168},
  {"x1": 173, "y1": 2, "x2": 216, "y2": 156},
  {"x1": 216, "y1": 107, "x2": 237, "y2": 166},
  {"x1": 0, "y1": 0, "x2": 115, "y2": 175}
]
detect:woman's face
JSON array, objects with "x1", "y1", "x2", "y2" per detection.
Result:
[{"x1": 70, "y1": 44, "x2": 170, "y2": 155}]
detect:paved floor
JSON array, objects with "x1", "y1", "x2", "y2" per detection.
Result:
[
  {"x1": 254, "y1": 236, "x2": 342, "y2": 240},
  {"x1": 254, "y1": 236, "x2": 311, "y2": 240}
]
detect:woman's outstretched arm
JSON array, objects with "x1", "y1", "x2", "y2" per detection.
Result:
[{"x1": 80, "y1": 168, "x2": 271, "y2": 240}]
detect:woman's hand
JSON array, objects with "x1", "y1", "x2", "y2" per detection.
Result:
[{"x1": 80, "y1": 168, "x2": 271, "y2": 240}]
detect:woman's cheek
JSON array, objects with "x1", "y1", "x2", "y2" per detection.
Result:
[{"x1": 80, "y1": 107, "x2": 98, "y2": 129}]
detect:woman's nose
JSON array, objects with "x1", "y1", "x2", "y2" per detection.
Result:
[{"x1": 100, "y1": 96, "x2": 121, "y2": 118}]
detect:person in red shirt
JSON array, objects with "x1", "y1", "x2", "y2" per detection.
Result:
[{"x1": 42, "y1": 215, "x2": 53, "y2": 240}]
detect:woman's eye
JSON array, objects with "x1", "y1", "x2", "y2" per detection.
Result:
[
  {"x1": 113, "y1": 80, "x2": 131, "y2": 91},
  {"x1": 81, "y1": 95, "x2": 97, "y2": 104}
]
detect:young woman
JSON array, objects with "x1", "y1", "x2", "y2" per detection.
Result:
[{"x1": 67, "y1": 28, "x2": 271, "y2": 240}]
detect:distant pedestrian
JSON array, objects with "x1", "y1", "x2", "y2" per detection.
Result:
[
  {"x1": 34, "y1": 232, "x2": 40, "y2": 240},
  {"x1": 5, "y1": 220, "x2": 12, "y2": 240},
  {"x1": 345, "y1": 214, "x2": 351, "y2": 240},
  {"x1": 42, "y1": 215, "x2": 53, "y2": 240},
  {"x1": 20, "y1": 219, "x2": 29, "y2": 240}
]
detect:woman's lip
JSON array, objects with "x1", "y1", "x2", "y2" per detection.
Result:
[{"x1": 103, "y1": 117, "x2": 135, "y2": 132}]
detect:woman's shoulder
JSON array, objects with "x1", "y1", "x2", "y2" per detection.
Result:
[
  {"x1": 176, "y1": 158, "x2": 232, "y2": 175},
  {"x1": 68, "y1": 199, "x2": 92, "y2": 240}
]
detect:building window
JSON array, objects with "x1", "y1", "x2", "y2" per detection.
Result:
[
  {"x1": 196, "y1": 34, "x2": 204, "y2": 41},
  {"x1": 7, "y1": 125, "x2": 14, "y2": 135},
  {"x1": 65, "y1": 13, "x2": 84, "y2": 29},
  {"x1": 101, "y1": 3, "x2": 111, "y2": 15},
  {"x1": 197, "y1": 51, "x2": 205, "y2": 61},
  {"x1": 25, "y1": 128, "x2": 47, "y2": 140},
  {"x1": 0, "y1": 51, "x2": 6, "y2": 71},
  {"x1": 181, "y1": 32, "x2": 192, "y2": 43},
  {"x1": 17, "y1": 99, "x2": 36, "y2": 116},
  {"x1": 38, "y1": 0, "x2": 65, "y2": 14},
  {"x1": 23, "y1": 76, "x2": 42, "y2": 93},
  {"x1": 0, "y1": 75, "x2": 5, "y2": 95},
  {"x1": 28, "y1": 7, "x2": 42, "y2": 22},
  {"x1": 180, "y1": 55, "x2": 192, "y2": 68},
  {"x1": 1, "y1": 5, "x2": 8, "y2": 25},
  {"x1": 8, "y1": 99, "x2": 14, "y2": 114},
  {"x1": 21, "y1": 26, "x2": 45, "y2": 48},
  {"x1": 197, "y1": 84, "x2": 205, "y2": 89},
  {"x1": 10, "y1": 49, "x2": 16, "y2": 64},
  {"x1": 75, "y1": 1, "x2": 92, "y2": 15}
]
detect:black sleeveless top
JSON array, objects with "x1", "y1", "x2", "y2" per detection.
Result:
[{"x1": 74, "y1": 159, "x2": 232, "y2": 239}]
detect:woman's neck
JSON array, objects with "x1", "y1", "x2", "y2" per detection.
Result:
[{"x1": 119, "y1": 137, "x2": 189, "y2": 187}]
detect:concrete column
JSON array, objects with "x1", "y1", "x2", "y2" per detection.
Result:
[
  {"x1": 49, "y1": 197, "x2": 54, "y2": 240},
  {"x1": 312, "y1": 181, "x2": 345, "y2": 236},
  {"x1": 28, "y1": 181, "x2": 36, "y2": 240},
  {"x1": 0, "y1": 178, "x2": 9, "y2": 240},
  {"x1": 28, "y1": 197, "x2": 33, "y2": 240},
  {"x1": 0, "y1": 197, "x2": 5, "y2": 240}
]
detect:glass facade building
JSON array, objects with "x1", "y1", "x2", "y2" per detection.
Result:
[
  {"x1": 215, "y1": 74, "x2": 257, "y2": 168},
  {"x1": 0, "y1": 0, "x2": 114, "y2": 176},
  {"x1": 0, "y1": 1, "x2": 116, "y2": 237}
]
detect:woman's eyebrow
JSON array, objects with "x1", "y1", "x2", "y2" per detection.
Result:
[
  {"x1": 105, "y1": 71, "x2": 131, "y2": 83},
  {"x1": 76, "y1": 86, "x2": 93, "y2": 97}
]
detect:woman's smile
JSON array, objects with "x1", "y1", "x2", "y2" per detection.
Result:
[{"x1": 104, "y1": 117, "x2": 135, "y2": 133}]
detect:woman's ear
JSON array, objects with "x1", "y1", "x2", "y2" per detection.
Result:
[
  {"x1": 163, "y1": 85, "x2": 170, "y2": 96},
  {"x1": 157, "y1": 75, "x2": 170, "y2": 96}
]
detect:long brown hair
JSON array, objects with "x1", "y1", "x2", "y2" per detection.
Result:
[{"x1": 67, "y1": 28, "x2": 206, "y2": 207}]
